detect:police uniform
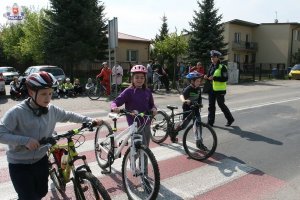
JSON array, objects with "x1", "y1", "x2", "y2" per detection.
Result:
[{"x1": 206, "y1": 50, "x2": 234, "y2": 126}]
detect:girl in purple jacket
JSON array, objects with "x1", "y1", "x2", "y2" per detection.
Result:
[{"x1": 111, "y1": 65, "x2": 157, "y2": 147}]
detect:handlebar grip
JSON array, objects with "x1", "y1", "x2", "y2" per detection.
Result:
[{"x1": 39, "y1": 137, "x2": 57, "y2": 145}]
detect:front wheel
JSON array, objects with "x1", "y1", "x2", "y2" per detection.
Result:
[
  {"x1": 94, "y1": 121, "x2": 114, "y2": 169},
  {"x1": 150, "y1": 110, "x2": 169, "y2": 143},
  {"x1": 122, "y1": 146, "x2": 160, "y2": 200},
  {"x1": 88, "y1": 86, "x2": 102, "y2": 100},
  {"x1": 182, "y1": 122, "x2": 217, "y2": 161},
  {"x1": 48, "y1": 154, "x2": 66, "y2": 195},
  {"x1": 74, "y1": 171, "x2": 111, "y2": 200}
]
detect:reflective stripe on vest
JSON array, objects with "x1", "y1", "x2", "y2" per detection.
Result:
[{"x1": 213, "y1": 64, "x2": 227, "y2": 91}]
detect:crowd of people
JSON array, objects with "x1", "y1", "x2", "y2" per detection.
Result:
[{"x1": 0, "y1": 49, "x2": 234, "y2": 199}]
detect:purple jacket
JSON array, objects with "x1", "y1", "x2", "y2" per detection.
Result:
[{"x1": 111, "y1": 87, "x2": 156, "y2": 125}]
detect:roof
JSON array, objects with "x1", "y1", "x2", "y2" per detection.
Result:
[
  {"x1": 225, "y1": 19, "x2": 259, "y2": 27},
  {"x1": 118, "y1": 32, "x2": 150, "y2": 42}
]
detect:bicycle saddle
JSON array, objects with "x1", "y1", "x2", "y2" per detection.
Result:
[{"x1": 166, "y1": 105, "x2": 178, "y2": 110}]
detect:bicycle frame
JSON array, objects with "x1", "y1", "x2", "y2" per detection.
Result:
[
  {"x1": 48, "y1": 129, "x2": 91, "y2": 183},
  {"x1": 166, "y1": 105, "x2": 203, "y2": 140},
  {"x1": 99, "y1": 112, "x2": 149, "y2": 174}
]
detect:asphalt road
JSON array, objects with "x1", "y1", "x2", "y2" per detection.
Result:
[{"x1": 1, "y1": 80, "x2": 300, "y2": 199}]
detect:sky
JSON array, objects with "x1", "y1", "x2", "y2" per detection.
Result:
[{"x1": 1, "y1": 0, "x2": 300, "y2": 40}]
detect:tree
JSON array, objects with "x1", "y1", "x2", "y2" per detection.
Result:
[
  {"x1": 154, "y1": 30, "x2": 188, "y2": 85},
  {"x1": 155, "y1": 14, "x2": 169, "y2": 42},
  {"x1": 188, "y1": 0, "x2": 226, "y2": 68},
  {"x1": 43, "y1": 0, "x2": 108, "y2": 77}
]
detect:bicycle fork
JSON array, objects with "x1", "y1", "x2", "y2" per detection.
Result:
[{"x1": 193, "y1": 118, "x2": 203, "y2": 142}]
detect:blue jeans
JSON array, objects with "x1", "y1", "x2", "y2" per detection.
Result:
[{"x1": 9, "y1": 155, "x2": 49, "y2": 200}]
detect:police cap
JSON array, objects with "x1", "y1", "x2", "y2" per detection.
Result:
[{"x1": 210, "y1": 50, "x2": 222, "y2": 57}]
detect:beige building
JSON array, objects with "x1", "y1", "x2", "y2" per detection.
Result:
[
  {"x1": 224, "y1": 19, "x2": 300, "y2": 71},
  {"x1": 114, "y1": 32, "x2": 151, "y2": 71}
]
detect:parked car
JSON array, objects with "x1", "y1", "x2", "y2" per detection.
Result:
[
  {"x1": 288, "y1": 64, "x2": 300, "y2": 80},
  {"x1": 21, "y1": 65, "x2": 66, "y2": 81},
  {"x1": 0, "y1": 66, "x2": 19, "y2": 84},
  {"x1": 0, "y1": 73, "x2": 6, "y2": 95}
]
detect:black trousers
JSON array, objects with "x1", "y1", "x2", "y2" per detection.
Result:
[
  {"x1": 207, "y1": 91, "x2": 234, "y2": 125},
  {"x1": 9, "y1": 155, "x2": 49, "y2": 200}
]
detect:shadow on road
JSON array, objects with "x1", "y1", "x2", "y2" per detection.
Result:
[{"x1": 214, "y1": 125, "x2": 283, "y2": 145}]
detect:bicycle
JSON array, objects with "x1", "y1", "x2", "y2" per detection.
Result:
[
  {"x1": 39, "y1": 122, "x2": 111, "y2": 200},
  {"x1": 87, "y1": 78, "x2": 107, "y2": 100},
  {"x1": 150, "y1": 102, "x2": 217, "y2": 161},
  {"x1": 94, "y1": 109, "x2": 160, "y2": 200}
]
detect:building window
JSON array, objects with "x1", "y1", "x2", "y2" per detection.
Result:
[
  {"x1": 296, "y1": 30, "x2": 300, "y2": 41},
  {"x1": 234, "y1": 32, "x2": 241, "y2": 43},
  {"x1": 234, "y1": 54, "x2": 240, "y2": 63},
  {"x1": 127, "y1": 50, "x2": 138, "y2": 62}
]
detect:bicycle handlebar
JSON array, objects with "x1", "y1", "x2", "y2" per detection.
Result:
[
  {"x1": 39, "y1": 122, "x2": 96, "y2": 146},
  {"x1": 111, "y1": 109, "x2": 153, "y2": 117}
]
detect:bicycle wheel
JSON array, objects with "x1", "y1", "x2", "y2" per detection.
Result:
[
  {"x1": 150, "y1": 110, "x2": 169, "y2": 143},
  {"x1": 94, "y1": 121, "x2": 114, "y2": 169},
  {"x1": 182, "y1": 122, "x2": 217, "y2": 161},
  {"x1": 74, "y1": 170, "x2": 111, "y2": 200},
  {"x1": 48, "y1": 154, "x2": 66, "y2": 195},
  {"x1": 88, "y1": 86, "x2": 101, "y2": 100},
  {"x1": 122, "y1": 146, "x2": 160, "y2": 200}
]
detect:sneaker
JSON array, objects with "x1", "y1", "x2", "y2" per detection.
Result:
[
  {"x1": 170, "y1": 136, "x2": 178, "y2": 143},
  {"x1": 225, "y1": 119, "x2": 235, "y2": 127},
  {"x1": 196, "y1": 140, "x2": 208, "y2": 151}
]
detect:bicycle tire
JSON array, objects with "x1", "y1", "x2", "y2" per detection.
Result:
[
  {"x1": 122, "y1": 145, "x2": 160, "y2": 200},
  {"x1": 150, "y1": 110, "x2": 169, "y2": 143},
  {"x1": 182, "y1": 122, "x2": 217, "y2": 161},
  {"x1": 74, "y1": 170, "x2": 111, "y2": 200},
  {"x1": 94, "y1": 121, "x2": 114, "y2": 169},
  {"x1": 88, "y1": 86, "x2": 101, "y2": 100},
  {"x1": 48, "y1": 154, "x2": 66, "y2": 194}
]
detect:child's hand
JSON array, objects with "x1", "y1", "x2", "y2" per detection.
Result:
[
  {"x1": 93, "y1": 119, "x2": 103, "y2": 126},
  {"x1": 111, "y1": 107, "x2": 120, "y2": 113},
  {"x1": 151, "y1": 108, "x2": 157, "y2": 116},
  {"x1": 185, "y1": 100, "x2": 191, "y2": 105},
  {"x1": 25, "y1": 138, "x2": 40, "y2": 151}
]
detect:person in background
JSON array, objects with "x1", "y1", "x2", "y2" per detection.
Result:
[
  {"x1": 111, "y1": 65, "x2": 157, "y2": 147},
  {"x1": 73, "y1": 78, "x2": 83, "y2": 96},
  {"x1": 204, "y1": 50, "x2": 234, "y2": 127},
  {"x1": 63, "y1": 78, "x2": 74, "y2": 97},
  {"x1": 56, "y1": 78, "x2": 66, "y2": 99},
  {"x1": 190, "y1": 62, "x2": 205, "y2": 75},
  {"x1": 10, "y1": 76, "x2": 21, "y2": 100},
  {"x1": 147, "y1": 60, "x2": 153, "y2": 87},
  {"x1": 19, "y1": 77, "x2": 28, "y2": 99},
  {"x1": 0, "y1": 72, "x2": 103, "y2": 200},
  {"x1": 111, "y1": 62, "x2": 123, "y2": 93},
  {"x1": 96, "y1": 62, "x2": 112, "y2": 96},
  {"x1": 85, "y1": 78, "x2": 94, "y2": 91}
]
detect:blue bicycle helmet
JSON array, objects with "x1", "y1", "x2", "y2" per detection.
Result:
[{"x1": 186, "y1": 72, "x2": 203, "y2": 80}]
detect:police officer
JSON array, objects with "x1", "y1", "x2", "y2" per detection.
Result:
[{"x1": 204, "y1": 50, "x2": 234, "y2": 127}]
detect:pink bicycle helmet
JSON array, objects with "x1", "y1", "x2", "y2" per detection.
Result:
[
  {"x1": 26, "y1": 71, "x2": 56, "y2": 90},
  {"x1": 130, "y1": 65, "x2": 147, "y2": 74}
]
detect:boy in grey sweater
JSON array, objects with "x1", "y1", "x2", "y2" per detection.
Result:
[{"x1": 0, "y1": 72, "x2": 103, "y2": 200}]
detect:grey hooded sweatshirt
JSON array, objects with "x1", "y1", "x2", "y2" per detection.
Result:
[{"x1": 0, "y1": 99, "x2": 92, "y2": 164}]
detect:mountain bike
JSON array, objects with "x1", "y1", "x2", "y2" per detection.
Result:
[
  {"x1": 87, "y1": 78, "x2": 107, "y2": 100},
  {"x1": 94, "y1": 110, "x2": 160, "y2": 200},
  {"x1": 39, "y1": 122, "x2": 111, "y2": 200},
  {"x1": 150, "y1": 102, "x2": 217, "y2": 161}
]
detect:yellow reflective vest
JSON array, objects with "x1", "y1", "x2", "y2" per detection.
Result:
[{"x1": 213, "y1": 64, "x2": 227, "y2": 91}]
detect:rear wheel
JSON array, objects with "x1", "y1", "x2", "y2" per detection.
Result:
[
  {"x1": 74, "y1": 171, "x2": 111, "y2": 200},
  {"x1": 88, "y1": 86, "x2": 101, "y2": 100},
  {"x1": 182, "y1": 122, "x2": 217, "y2": 161},
  {"x1": 150, "y1": 110, "x2": 169, "y2": 143},
  {"x1": 122, "y1": 146, "x2": 160, "y2": 200},
  {"x1": 94, "y1": 121, "x2": 114, "y2": 169}
]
